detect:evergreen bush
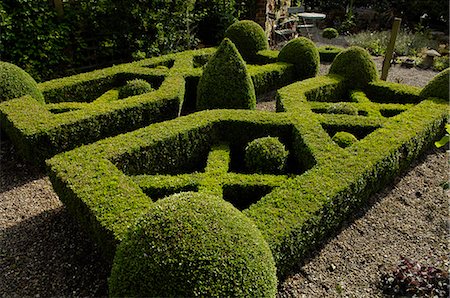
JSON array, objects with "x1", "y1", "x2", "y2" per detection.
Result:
[
  {"x1": 0, "y1": 61, "x2": 44, "y2": 103},
  {"x1": 196, "y1": 38, "x2": 256, "y2": 110},
  {"x1": 119, "y1": 79, "x2": 154, "y2": 99},
  {"x1": 420, "y1": 68, "x2": 449, "y2": 100},
  {"x1": 278, "y1": 37, "x2": 320, "y2": 80},
  {"x1": 318, "y1": 45, "x2": 343, "y2": 62},
  {"x1": 109, "y1": 192, "x2": 277, "y2": 297},
  {"x1": 327, "y1": 102, "x2": 358, "y2": 115},
  {"x1": 322, "y1": 28, "x2": 339, "y2": 39},
  {"x1": 332, "y1": 131, "x2": 358, "y2": 148},
  {"x1": 245, "y1": 136, "x2": 289, "y2": 174}
]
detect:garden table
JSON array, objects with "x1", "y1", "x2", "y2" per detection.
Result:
[{"x1": 295, "y1": 12, "x2": 326, "y2": 39}]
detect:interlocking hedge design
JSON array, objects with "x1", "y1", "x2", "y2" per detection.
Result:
[
  {"x1": 46, "y1": 63, "x2": 447, "y2": 282},
  {"x1": 0, "y1": 48, "x2": 294, "y2": 166}
]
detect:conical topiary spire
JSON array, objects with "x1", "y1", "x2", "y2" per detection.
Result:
[{"x1": 196, "y1": 38, "x2": 256, "y2": 110}]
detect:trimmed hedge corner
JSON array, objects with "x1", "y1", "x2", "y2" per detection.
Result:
[
  {"x1": 224, "y1": 20, "x2": 269, "y2": 62},
  {"x1": 196, "y1": 38, "x2": 256, "y2": 110},
  {"x1": 0, "y1": 61, "x2": 44, "y2": 103},
  {"x1": 329, "y1": 46, "x2": 378, "y2": 88},
  {"x1": 318, "y1": 45, "x2": 343, "y2": 62},
  {"x1": 278, "y1": 37, "x2": 320, "y2": 80},
  {"x1": 109, "y1": 192, "x2": 277, "y2": 297}
]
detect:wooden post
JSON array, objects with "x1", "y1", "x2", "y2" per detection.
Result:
[
  {"x1": 381, "y1": 18, "x2": 401, "y2": 81},
  {"x1": 53, "y1": 0, "x2": 64, "y2": 18}
]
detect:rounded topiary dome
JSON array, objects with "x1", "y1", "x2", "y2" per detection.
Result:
[
  {"x1": 420, "y1": 68, "x2": 449, "y2": 100},
  {"x1": 0, "y1": 61, "x2": 44, "y2": 103},
  {"x1": 245, "y1": 136, "x2": 289, "y2": 174},
  {"x1": 109, "y1": 192, "x2": 277, "y2": 297},
  {"x1": 332, "y1": 131, "x2": 358, "y2": 148},
  {"x1": 322, "y1": 28, "x2": 339, "y2": 39},
  {"x1": 196, "y1": 38, "x2": 256, "y2": 110},
  {"x1": 326, "y1": 102, "x2": 358, "y2": 115},
  {"x1": 278, "y1": 37, "x2": 320, "y2": 80},
  {"x1": 224, "y1": 20, "x2": 269, "y2": 62},
  {"x1": 119, "y1": 79, "x2": 154, "y2": 99},
  {"x1": 329, "y1": 46, "x2": 378, "y2": 88}
]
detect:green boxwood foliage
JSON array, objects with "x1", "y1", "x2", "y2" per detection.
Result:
[
  {"x1": 109, "y1": 192, "x2": 277, "y2": 297},
  {"x1": 322, "y1": 28, "x2": 339, "y2": 39},
  {"x1": 245, "y1": 136, "x2": 289, "y2": 174},
  {"x1": 118, "y1": 79, "x2": 153, "y2": 99},
  {"x1": 420, "y1": 68, "x2": 449, "y2": 100},
  {"x1": 318, "y1": 45, "x2": 343, "y2": 62},
  {"x1": 196, "y1": 38, "x2": 256, "y2": 110},
  {"x1": 224, "y1": 20, "x2": 269, "y2": 62},
  {"x1": 278, "y1": 37, "x2": 320, "y2": 80},
  {"x1": 326, "y1": 102, "x2": 358, "y2": 115},
  {"x1": 0, "y1": 61, "x2": 44, "y2": 103},
  {"x1": 332, "y1": 131, "x2": 358, "y2": 148},
  {"x1": 329, "y1": 46, "x2": 378, "y2": 89}
]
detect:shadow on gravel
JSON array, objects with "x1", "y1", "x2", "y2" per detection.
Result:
[{"x1": 0, "y1": 206, "x2": 110, "y2": 297}]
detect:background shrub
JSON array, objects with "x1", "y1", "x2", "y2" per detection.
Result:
[
  {"x1": 322, "y1": 28, "x2": 339, "y2": 39},
  {"x1": 420, "y1": 68, "x2": 449, "y2": 100},
  {"x1": 329, "y1": 46, "x2": 378, "y2": 88},
  {"x1": 224, "y1": 20, "x2": 269, "y2": 62},
  {"x1": 331, "y1": 131, "x2": 358, "y2": 148},
  {"x1": 278, "y1": 37, "x2": 320, "y2": 80},
  {"x1": 109, "y1": 192, "x2": 277, "y2": 297},
  {"x1": 196, "y1": 38, "x2": 256, "y2": 110},
  {"x1": 245, "y1": 136, "x2": 289, "y2": 174},
  {"x1": 0, "y1": 61, "x2": 44, "y2": 103},
  {"x1": 326, "y1": 103, "x2": 358, "y2": 115},
  {"x1": 119, "y1": 79, "x2": 154, "y2": 99},
  {"x1": 318, "y1": 45, "x2": 343, "y2": 62}
]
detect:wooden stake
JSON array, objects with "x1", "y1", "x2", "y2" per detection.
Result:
[{"x1": 381, "y1": 18, "x2": 401, "y2": 81}]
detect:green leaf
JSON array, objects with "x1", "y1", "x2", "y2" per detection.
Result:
[{"x1": 435, "y1": 135, "x2": 449, "y2": 148}]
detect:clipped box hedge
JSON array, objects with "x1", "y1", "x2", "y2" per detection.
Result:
[
  {"x1": 47, "y1": 67, "x2": 447, "y2": 284},
  {"x1": 0, "y1": 47, "x2": 294, "y2": 166}
]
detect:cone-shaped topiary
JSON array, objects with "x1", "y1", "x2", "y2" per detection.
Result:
[
  {"x1": 196, "y1": 38, "x2": 256, "y2": 110},
  {"x1": 278, "y1": 37, "x2": 320, "y2": 80},
  {"x1": 327, "y1": 102, "x2": 358, "y2": 115},
  {"x1": 332, "y1": 131, "x2": 358, "y2": 148},
  {"x1": 322, "y1": 28, "x2": 339, "y2": 39},
  {"x1": 420, "y1": 68, "x2": 449, "y2": 100},
  {"x1": 109, "y1": 192, "x2": 277, "y2": 297},
  {"x1": 245, "y1": 136, "x2": 289, "y2": 174},
  {"x1": 329, "y1": 46, "x2": 378, "y2": 89},
  {"x1": 0, "y1": 61, "x2": 44, "y2": 103},
  {"x1": 119, "y1": 79, "x2": 154, "y2": 99},
  {"x1": 224, "y1": 20, "x2": 269, "y2": 62}
]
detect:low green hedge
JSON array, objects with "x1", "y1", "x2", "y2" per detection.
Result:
[
  {"x1": 0, "y1": 47, "x2": 296, "y2": 166},
  {"x1": 318, "y1": 45, "x2": 343, "y2": 62}
]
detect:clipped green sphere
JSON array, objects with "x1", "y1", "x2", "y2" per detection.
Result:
[
  {"x1": 0, "y1": 61, "x2": 44, "y2": 103},
  {"x1": 224, "y1": 20, "x2": 269, "y2": 62},
  {"x1": 332, "y1": 131, "x2": 358, "y2": 148},
  {"x1": 329, "y1": 46, "x2": 378, "y2": 88},
  {"x1": 245, "y1": 136, "x2": 289, "y2": 174},
  {"x1": 109, "y1": 192, "x2": 277, "y2": 297},
  {"x1": 119, "y1": 79, "x2": 153, "y2": 99},
  {"x1": 322, "y1": 28, "x2": 339, "y2": 39},
  {"x1": 196, "y1": 38, "x2": 256, "y2": 110},
  {"x1": 420, "y1": 68, "x2": 449, "y2": 100},
  {"x1": 278, "y1": 37, "x2": 320, "y2": 80},
  {"x1": 318, "y1": 45, "x2": 343, "y2": 62},
  {"x1": 326, "y1": 102, "x2": 358, "y2": 115}
]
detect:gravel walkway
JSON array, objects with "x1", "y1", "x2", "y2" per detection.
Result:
[{"x1": 1, "y1": 59, "x2": 448, "y2": 297}]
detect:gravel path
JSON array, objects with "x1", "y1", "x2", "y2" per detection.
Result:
[{"x1": 1, "y1": 59, "x2": 448, "y2": 297}]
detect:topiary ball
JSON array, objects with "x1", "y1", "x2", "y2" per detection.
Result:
[
  {"x1": 119, "y1": 79, "x2": 154, "y2": 99},
  {"x1": 322, "y1": 28, "x2": 339, "y2": 39},
  {"x1": 332, "y1": 131, "x2": 358, "y2": 148},
  {"x1": 318, "y1": 45, "x2": 343, "y2": 62},
  {"x1": 196, "y1": 38, "x2": 256, "y2": 110},
  {"x1": 420, "y1": 68, "x2": 449, "y2": 100},
  {"x1": 109, "y1": 192, "x2": 277, "y2": 297},
  {"x1": 326, "y1": 102, "x2": 358, "y2": 115},
  {"x1": 245, "y1": 136, "x2": 289, "y2": 174},
  {"x1": 278, "y1": 37, "x2": 320, "y2": 80},
  {"x1": 329, "y1": 46, "x2": 378, "y2": 89},
  {"x1": 0, "y1": 61, "x2": 44, "y2": 103},
  {"x1": 224, "y1": 20, "x2": 269, "y2": 62}
]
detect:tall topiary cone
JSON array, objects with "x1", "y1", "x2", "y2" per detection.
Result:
[
  {"x1": 196, "y1": 38, "x2": 256, "y2": 110},
  {"x1": 420, "y1": 68, "x2": 449, "y2": 100},
  {"x1": 109, "y1": 192, "x2": 277, "y2": 297},
  {"x1": 224, "y1": 20, "x2": 269, "y2": 62},
  {"x1": 329, "y1": 46, "x2": 378, "y2": 89},
  {"x1": 0, "y1": 61, "x2": 44, "y2": 103}
]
